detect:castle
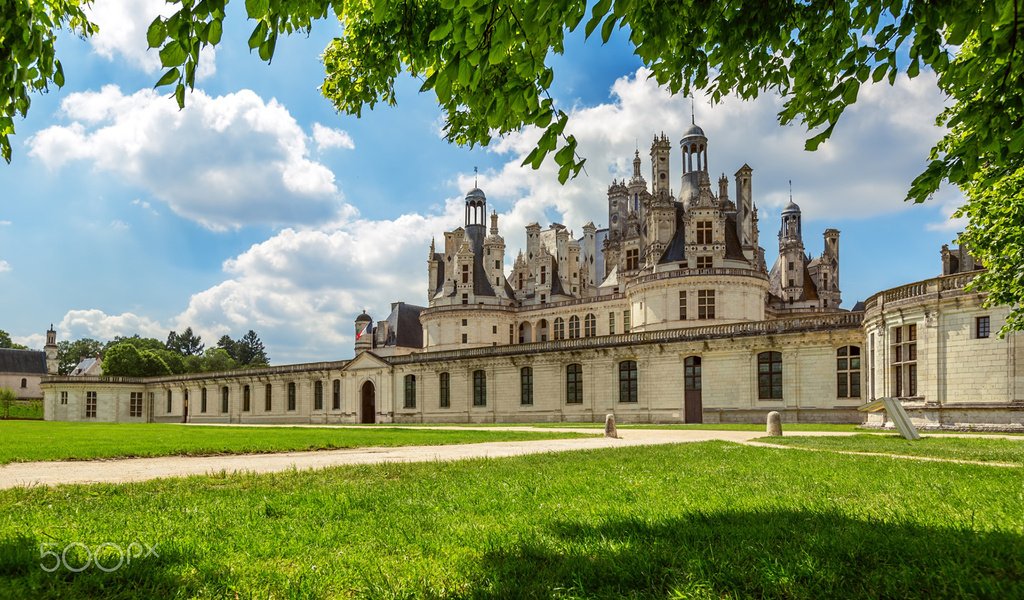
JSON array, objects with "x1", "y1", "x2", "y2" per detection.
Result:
[{"x1": 40, "y1": 123, "x2": 1024, "y2": 430}]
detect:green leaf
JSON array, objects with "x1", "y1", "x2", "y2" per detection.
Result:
[
  {"x1": 871, "y1": 64, "x2": 887, "y2": 82},
  {"x1": 146, "y1": 18, "x2": 165, "y2": 49},
  {"x1": 159, "y1": 41, "x2": 187, "y2": 67},
  {"x1": 174, "y1": 83, "x2": 186, "y2": 109},
  {"x1": 248, "y1": 21, "x2": 268, "y2": 50},
  {"x1": 429, "y1": 21, "x2": 453, "y2": 42},
  {"x1": 53, "y1": 62, "x2": 65, "y2": 87},
  {"x1": 245, "y1": 0, "x2": 269, "y2": 17},
  {"x1": 207, "y1": 19, "x2": 223, "y2": 45},
  {"x1": 155, "y1": 67, "x2": 180, "y2": 88}
]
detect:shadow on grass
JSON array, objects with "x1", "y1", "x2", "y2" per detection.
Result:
[{"x1": 473, "y1": 510, "x2": 1024, "y2": 599}]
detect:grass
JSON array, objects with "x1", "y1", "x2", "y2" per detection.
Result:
[
  {"x1": 763, "y1": 433, "x2": 1024, "y2": 465},
  {"x1": 344, "y1": 422, "x2": 867, "y2": 431},
  {"x1": 0, "y1": 442, "x2": 1022, "y2": 599},
  {"x1": 0, "y1": 421, "x2": 590, "y2": 464}
]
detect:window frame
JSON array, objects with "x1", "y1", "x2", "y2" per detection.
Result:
[
  {"x1": 698, "y1": 289, "x2": 716, "y2": 319},
  {"x1": 287, "y1": 382, "x2": 297, "y2": 411},
  {"x1": 618, "y1": 360, "x2": 638, "y2": 403},
  {"x1": 584, "y1": 313, "x2": 596, "y2": 337},
  {"x1": 404, "y1": 374, "x2": 417, "y2": 409},
  {"x1": 566, "y1": 363, "x2": 583, "y2": 404},
  {"x1": 836, "y1": 346, "x2": 862, "y2": 399},
  {"x1": 332, "y1": 379, "x2": 341, "y2": 410},
  {"x1": 130, "y1": 391, "x2": 144, "y2": 418},
  {"x1": 243, "y1": 385, "x2": 251, "y2": 412},
  {"x1": 472, "y1": 370, "x2": 487, "y2": 406},
  {"x1": 85, "y1": 391, "x2": 97, "y2": 418},
  {"x1": 265, "y1": 383, "x2": 272, "y2": 412},
  {"x1": 520, "y1": 367, "x2": 533, "y2": 405},
  {"x1": 757, "y1": 351, "x2": 783, "y2": 400},
  {"x1": 439, "y1": 372, "x2": 450, "y2": 408},
  {"x1": 976, "y1": 316, "x2": 991, "y2": 339},
  {"x1": 314, "y1": 380, "x2": 324, "y2": 410}
]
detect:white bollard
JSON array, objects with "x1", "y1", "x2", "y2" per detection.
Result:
[
  {"x1": 766, "y1": 411, "x2": 783, "y2": 436},
  {"x1": 604, "y1": 414, "x2": 618, "y2": 438}
]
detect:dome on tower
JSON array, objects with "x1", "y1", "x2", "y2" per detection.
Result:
[
  {"x1": 355, "y1": 311, "x2": 372, "y2": 323},
  {"x1": 682, "y1": 123, "x2": 706, "y2": 139},
  {"x1": 466, "y1": 187, "x2": 486, "y2": 200},
  {"x1": 782, "y1": 199, "x2": 801, "y2": 215}
]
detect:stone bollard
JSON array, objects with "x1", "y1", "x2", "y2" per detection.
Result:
[
  {"x1": 604, "y1": 414, "x2": 618, "y2": 439},
  {"x1": 766, "y1": 411, "x2": 783, "y2": 436}
]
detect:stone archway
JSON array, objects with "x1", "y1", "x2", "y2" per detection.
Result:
[{"x1": 360, "y1": 381, "x2": 376, "y2": 424}]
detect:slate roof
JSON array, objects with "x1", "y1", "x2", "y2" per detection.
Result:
[
  {"x1": 0, "y1": 349, "x2": 47, "y2": 374},
  {"x1": 382, "y1": 302, "x2": 425, "y2": 349}
]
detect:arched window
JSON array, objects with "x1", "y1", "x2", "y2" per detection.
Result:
[
  {"x1": 566, "y1": 364, "x2": 583, "y2": 404},
  {"x1": 287, "y1": 382, "x2": 296, "y2": 411},
  {"x1": 20, "y1": 378, "x2": 27, "y2": 388},
  {"x1": 837, "y1": 346, "x2": 861, "y2": 398},
  {"x1": 472, "y1": 370, "x2": 487, "y2": 406},
  {"x1": 332, "y1": 379, "x2": 341, "y2": 410},
  {"x1": 404, "y1": 374, "x2": 416, "y2": 408},
  {"x1": 314, "y1": 380, "x2": 324, "y2": 410},
  {"x1": 584, "y1": 313, "x2": 596, "y2": 337},
  {"x1": 553, "y1": 318, "x2": 565, "y2": 340},
  {"x1": 265, "y1": 383, "x2": 272, "y2": 411},
  {"x1": 242, "y1": 385, "x2": 251, "y2": 412},
  {"x1": 618, "y1": 360, "x2": 638, "y2": 403},
  {"x1": 568, "y1": 315, "x2": 580, "y2": 339},
  {"x1": 201, "y1": 387, "x2": 208, "y2": 413},
  {"x1": 520, "y1": 367, "x2": 533, "y2": 405},
  {"x1": 757, "y1": 352, "x2": 783, "y2": 400},
  {"x1": 221, "y1": 386, "x2": 229, "y2": 413},
  {"x1": 439, "y1": 372, "x2": 450, "y2": 408}
]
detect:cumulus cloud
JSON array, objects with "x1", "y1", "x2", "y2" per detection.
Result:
[
  {"x1": 87, "y1": 0, "x2": 216, "y2": 79},
  {"x1": 0, "y1": 260, "x2": 10, "y2": 273},
  {"x1": 28, "y1": 86, "x2": 347, "y2": 231},
  {"x1": 59, "y1": 309, "x2": 167, "y2": 341},
  {"x1": 312, "y1": 123, "x2": 356, "y2": 151},
  {"x1": 0, "y1": 220, "x2": 11, "y2": 226}
]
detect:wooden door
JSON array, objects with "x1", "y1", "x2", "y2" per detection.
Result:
[
  {"x1": 360, "y1": 381, "x2": 376, "y2": 424},
  {"x1": 684, "y1": 356, "x2": 702, "y2": 423}
]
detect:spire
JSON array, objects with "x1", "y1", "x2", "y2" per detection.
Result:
[
  {"x1": 474, "y1": 166, "x2": 478, "y2": 188},
  {"x1": 691, "y1": 97, "x2": 695, "y2": 124},
  {"x1": 632, "y1": 149, "x2": 641, "y2": 179},
  {"x1": 489, "y1": 210, "x2": 499, "y2": 235}
]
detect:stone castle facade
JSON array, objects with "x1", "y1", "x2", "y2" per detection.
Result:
[{"x1": 41, "y1": 123, "x2": 1024, "y2": 430}]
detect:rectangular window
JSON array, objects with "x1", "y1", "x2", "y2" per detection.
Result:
[
  {"x1": 623, "y1": 310, "x2": 631, "y2": 333},
  {"x1": 439, "y1": 372, "x2": 450, "y2": 408},
  {"x1": 625, "y1": 249, "x2": 639, "y2": 271},
  {"x1": 566, "y1": 364, "x2": 583, "y2": 404},
  {"x1": 332, "y1": 379, "x2": 341, "y2": 410},
  {"x1": 758, "y1": 351, "x2": 783, "y2": 400},
  {"x1": 404, "y1": 374, "x2": 416, "y2": 409},
  {"x1": 609, "y1": 312, "x2": 615, "y2": 335},
  {"x1": 494, "y1": 259, "x2": 500, "y2": 270},
  {"x1": 540, "y1": 266, "x2": 547, "y2": 284},
  {"x1": 462, "y1": 333, "x2": 468, "y2": 344},
  {"x1": 287, "y1": 382, "x2": 297, "y2": 411},
  {"x1": 462, "y1": 264, "x2": 469, "y2": 284},
  {"x1": 265, "y1": 384, "x2": 273, "y2": 411},
  {"x1": 462, "y1": 319, "x2": 468, "y2": 326},
  {"x1": 129, "y1": 392, "x2": 144, "y2": 418},
  {"x1": 85, "y1": 391, "x2": 97, "y2": 418},
  {"x1": 890, "y1": 324, "x2": 918, "y2": 397},
  {"x1": 472, "y1": 370, "x2": 487, "y2": 406},
  {"x1": 618, "y1": 361, "x2": 638, "y2": 403},
  {"x1": 167, "y1": 389, "x2": 173, "y2": 413},
  {"x1": 696, "y1": 256, "x2": 713, "y2": 269},
  {"x1": 679, "y1": 291, "x2": 687, "y2": 320},
  {"x1": 520, "y1": 367, "x2": 533, "y2": 405},
  {"x1": 221, "y1": 387, "x2": 229, "y2": 413},
  {"x1": 696, "y1": 221, "x2": 712, "y2": 244},
  {"x1": 492, "y1": 325, "x2": 497, "y2": 334},
  {"x1": 698, "y1": 289, "x2": 715, "y2": 319},
  {"x1": 837, "y1": 346, "x2": 861, "y2": 398},
  {"x1": 243, "y1": 386, "x2": 251, "y2": 412},
  {"x1": 201, "y1": 387, "x2": 208, "y2": 413},
  {"x1": 509, "y1": 324, "x2": 514, "y2": 345},
  {"x1": 60, "y1": 391, "x2": 68, "y2": 405},
  {"x1": 314, "y1": 380, "x2": 324, "y2": 410},
  {"x1": 976, "y1": 316, "x2": 991, "y2": 339}
]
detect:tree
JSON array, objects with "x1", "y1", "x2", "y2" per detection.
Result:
[
  {"x1": 216, "y1": 334, "x2": 237, "y2": 360},
  {"x1": 235, "y1": 330, "x2": 269, "y2": 366},
  {"x1": 0, "y1": 329, "x2": 28, "y2": 350},
  {"x1": 102, "y1": 342, "x2": 171, "y2": 377},
  {"x1": 201, "y1": 347, "x2": 236, "y2": 373},
  {"x1": 166, "y1": 327, "x2": 205, "y2": 356},
  {"x1": 105, "y1": 335, "x2": 165, "y2": 353},
  {"x1": 4, "y1": 1, "x2": 1023, "y2": 329},
  {"x1": 56, "y1": 338, "x2": 104, "y2": 375}
]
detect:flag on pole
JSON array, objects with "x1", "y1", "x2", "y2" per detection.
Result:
[{"x1": 356, "y1": 321, "x2": 371, "y2": 340}]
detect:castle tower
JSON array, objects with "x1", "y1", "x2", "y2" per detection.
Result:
[
  {"x1": 679, "y1": 122, "x2": 709, "y2": 205},
  {"x1": 735, "y1": 164, "x2": 754, "y2": 254},
  {"x1": 580, "y1": 222, "x2": 597, "y2": 290},
  {"x1": 650, "y1": 133, "x2": 671, "y2": 197},
  {"x1": 627, "y1": 149, "x2": 648, "y2": 217},
  {"x1": 483, "y1": 211, "x2": 507, "y2": 295},
  {"x1": 606, "y1": 180, "x2": 629, "y2": 239},
  {"x1": 354, "y1": 312, "x2": 372, "y2": 354},
  {"x1": 820, "y1": 228, "x2": 842, "y2": 307},
  {"x1": 779, "y1": 197, "x2": 805, "y2": 302},
  {"x1": 44, "y1": 324, "x2": 57, "y2": 375}
]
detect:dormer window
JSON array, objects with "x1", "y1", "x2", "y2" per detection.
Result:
[{"x1": 696, "y1": 221, "x2": 712, "y2": 244}]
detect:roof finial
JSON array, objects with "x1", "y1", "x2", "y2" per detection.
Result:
[
  {"x1": 789, "y1": 179, "x2": 793, "y2": 202},
  {"x1": 474, "y1": 166, "x2": 478, "y2": 188},
  {"x1": 691, "y1": 97, "x2": 695, "y2": 124}
]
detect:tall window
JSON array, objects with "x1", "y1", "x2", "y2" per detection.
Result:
[
  {"x1": 221, "y1": 386, "x2": 229, "y2": 413},
  {"x1": 568, "y1": 315, "x2": 580, "y2": 339},
  {"x1": 265, "y1": 383, "x2": 272, "y2": 411},
  {"x1": 623, "y1": 309, "x2": 631, "y2": 333},
  {"x1": 314, "y1": 380, "x2": 324, "y2": 410},
  {"x1": 439, "y1": 372, "x2": 450, "y2": 408},
  {"x1": 837, "y1": 346, "x2": 861, "y2": 398},
  {"x1": 243, "y1": 385, "x2": 251, "y2": 412},
  {"x1": 404, "y1": 374, "x2": 416, "y2": 408},
  {"x1": 696, "y1": 256, "x2": 713, "y2": 269},
  {"x1": 130, "y1": 392, "x2": 143, "y2": 418},
  {"x1": 472, "y1": 370, "x2": 487, "y2": 406},
  {"x1": 757, "y1": 351, "x2": 783, "y2": 399},
  {"x1": 679, "y1": 291, "x2": 687, "y2": 320},
  {"x1": 332, "y1": 379, "x2": 341, "y2": 410},
  {"x1": 287, "y1": 382, "x2": 296, "y2": 411},
  {"x1": 891, "y1": 324, "x2": 917, "y2": 397},
  {"x1": 608, "y1": 312, "x2": 615, "y2": 335},
  {"x1": 85, "y1": 391, "x2": 97, "y2": 418},
  {"x1": 60, "y1": 391, "x2": 68, "y2": 405},
  {"x1": 566, "y1": 364, "x2": 583, "y2": 404},
  {"x1": 201, "y1": 387, "x2": 208, "y2": 413},
  {"x1": 520, "y1": 367, "x2": 533, "y2": 405},
  {"x1": 461, "y1": 264, "x2": 469, "y2": 284},
  {"x1": 166, "y1": 389, "x2": 173, "y2": 413},
  {"x1": 976, "y1": 316, "x2": 991, "y2": 339},
  {"x1": 553, "y1": 317, "x2": 565, "y2": 340},
  {"x1": 696, "y1": 220, "x2": 712, "y2": 244},
  {"x1": 625, "y1": 248, "x2": 639, "y2": 270},
  {"x1": 20, "y1": 378, "x2": 27, "y2": 388},
  {"x1": 618, "y1": 360, "x2": 638, "y2": 403},
  {"x1": 698, "y1": 289, "x2": 715, "y2": 319},
  {"x1": 584, "y1": 313, "x2": 596, "y2": 337}
]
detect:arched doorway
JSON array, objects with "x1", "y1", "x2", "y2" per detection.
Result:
[
  {"x1": 684, "y1": 356, "x2": 703, "y2": 423},
  {"x1": 360, "y1": 381, "x2": 376, "y2": 424},
  {"x1": 518, "y1": 322, "x2": 533, "y2": 344}
]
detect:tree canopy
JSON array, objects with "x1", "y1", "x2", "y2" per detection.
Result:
[
  {"x1": 0, "y1": 329, "x2": 29, "y2": 350},
  {"x1": 4, "y1": 0, "x2": 1022, "y2": 330}
]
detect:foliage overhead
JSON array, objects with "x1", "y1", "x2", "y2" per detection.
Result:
[
  {"x1": 2, "y1": 0, "x2": 1022, "y2": 328},
  {"x1": 0, "y1": 330, "x2": 29, "y2": 350},
  {"x1": 101, "y1": 342, "x2": 171, "y2": 377},
  {"x1": 56, "y1": 338, "x2": 103, "y2": 374}
]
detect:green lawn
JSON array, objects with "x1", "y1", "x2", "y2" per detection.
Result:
[
  {"x1": 0, "y1": 442, "x2": 1021, "y2": 599},
  {"x1": 764, "y1": 433, "x2": 1024, "y2": 465},
  {"x1": 0, "y1": 422, "x2": 590, "y2": 464}
]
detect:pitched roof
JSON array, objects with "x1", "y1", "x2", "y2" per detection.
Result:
[{"x1": 0, "y1": 349, "x2": 46, "y2": 374}]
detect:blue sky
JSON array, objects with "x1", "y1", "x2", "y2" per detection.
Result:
[{"x1": 0, "y1": 1, "x2": 965, "y2": 363}]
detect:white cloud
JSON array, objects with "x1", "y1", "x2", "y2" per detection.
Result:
[
  {"x1": 312, "y1": 123, "x2": 356, "y2": 151},
  {"x1": 29, "y1": 86, "x2": 346, "y2": 231},
  {"x1": 87, "y1": 0, "x2": 217, "y2": 79},
  {"x1": 110, "y1": 219, "x2": 130, "y2": 231},
  {"x1": 0, "y1": 260, "x2": 10, "y2": 273},
  {"x1": 0, "y1": 220, "x2": 11, "y2": 226},
  {"x1": 925, "y1": 187, "x2": 969, "y2": 232},
  {"x1": 59, "y1": 309, "x2": 167, "y2": 342},
  {"x1": 13, "y1": 333, "x2": 44, "y2": 350},
  {"x1": 132, "y1": 198, "x2": 160, "y2": 216}
]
